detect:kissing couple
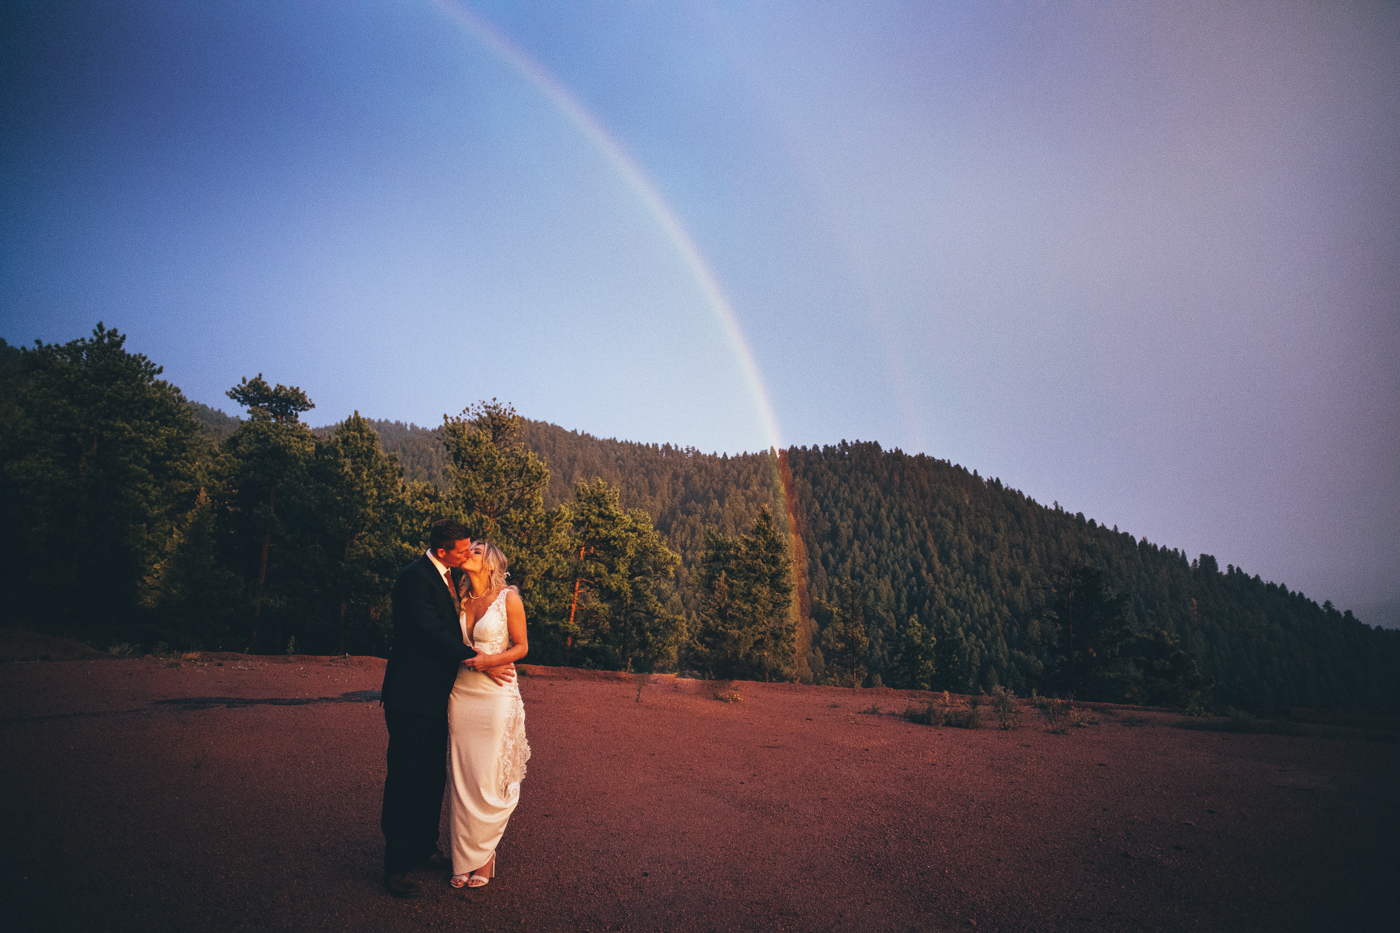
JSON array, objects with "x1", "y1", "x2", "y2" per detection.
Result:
[{"x1": 378, "y1": 519, "x2": 531, "y2": 895}]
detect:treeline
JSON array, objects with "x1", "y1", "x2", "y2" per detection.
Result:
[
  {"x1": 0, "y1": 328, "x2": 794, "y2": 677},
  {"x1": 341, "y1": 417, "x2": 794, "y2": 651},
  {"x1": 368, "y1": 417, "x2": 1400, "y2": 709},
  {"x1": 783, "y1": 442, "x2": 1400, "y2": 710},
  {"x1": 3, "y1": 327, "x2": 1397, "y2": 710}
]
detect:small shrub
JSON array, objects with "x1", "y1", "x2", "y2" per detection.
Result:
[
  {"x1": 108, "y1": 643, "x2": 136, "y2": 658},
  {"x1": 903, "y1": 703, "x2": 940, "y2": 726},
  {"x1": 990, "y1": 685, "x2": 1019, "y2": 730},
  {"x1": 152, "y1": 641, "x2": 184, "y2": 667},
  {"x1": 906, "y1": 692, "x2": 984, "y2": 729},
  {"x1": 713, "y1": 681, "x2": 742, "y2": 703},
  {"x1": 1038, "y1": 697, "x2": 1071, "y2": 733},
  {"x1": 286, "y1": 636, "x2": 297, "y2": 656},
  {"x1": 929, "y1": 696, "x2": 983, "y2": 729},
  {"x1": 859, "y1": 703, "x2": 882, "y2": 715}
]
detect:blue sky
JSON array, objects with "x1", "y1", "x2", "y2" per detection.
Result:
[{"x1": 3, "y1": 1, "x2": 1397, "y2": 625}]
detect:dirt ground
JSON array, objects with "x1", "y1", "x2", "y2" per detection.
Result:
[{"x1": 2, "y1": 654, "x2": 1396, "y2": 933}]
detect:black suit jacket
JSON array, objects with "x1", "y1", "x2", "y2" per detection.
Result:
[{"x1": 380, "y1": 554, "x2": 476, "y2": 717}]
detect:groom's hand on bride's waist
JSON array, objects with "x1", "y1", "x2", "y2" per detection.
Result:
[{"x1": 485, "y1": 662, "x2": 516, "y2": 686}]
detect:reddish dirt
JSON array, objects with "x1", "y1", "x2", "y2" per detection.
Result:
[{"x1": 2, "y1": 656, "x2": 1396, "y2": 933}]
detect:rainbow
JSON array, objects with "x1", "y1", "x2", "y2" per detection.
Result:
[
  {"x1": 431, "y1": 4, "x2": 811, "y2": 673},
  {"x1": 430, "y1": 1, "x2": 783, "y2": 452}
]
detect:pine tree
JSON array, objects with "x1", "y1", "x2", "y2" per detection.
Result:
[
  {"x1": 818, "y1": 580, "x2": 870, "y2": 688},
  {"x1": 138, "y1": 488, "x2": 245, "y2": 649},
  {"x1": 692, "y1": 507, "x2": 794, "y2": 680},
  {"x1": 309, "y1": 413, "x2": 414, "y2": 655},
  {"x1": 897, "y1": 614, "x2": 937, "y2": 690},
  {"x1": 561, "y1": 479, "x2": 682, "y2": 671},
  {"x1": 441, "y1": 401, "x2": 567, "y2": 628},
  {"x1": 224, "y1": 375, "x2": 316, "y2": 651},
  {"x1": 0, "y1": 324, "x2": 207, "y2": 636}
]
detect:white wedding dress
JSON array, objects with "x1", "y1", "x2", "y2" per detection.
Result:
[{"x1": 447, "y1": 588, "x2": 530, "y2": 877}]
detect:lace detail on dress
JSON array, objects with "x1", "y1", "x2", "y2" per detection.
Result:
[
  {"x1": 471, "y1": 589, "x2": 531, "y2": 797},
  {"x1": 500, "y1": 693, "x2": 530, "y2": 798}
]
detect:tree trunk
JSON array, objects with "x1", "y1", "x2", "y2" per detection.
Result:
[
  {"x1": 1066, "y1": 590, "x2": 1075, "y2": 699},
  {"x1": 568, "y1": 576, "x2": 583, "y2": 629},
  {"x1": 337, "y1": 537, "x2": 354, "y2": 657},
  {"x1": 565, "y1": 544, "x2": 588, "y2": 667},
  {"x1": 250, "y1": 480, "x2": 277, "y2": 653}
]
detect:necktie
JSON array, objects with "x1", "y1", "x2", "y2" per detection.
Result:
[{"x1": 444, "y1": 570, "x2": 458, "y2": 601}]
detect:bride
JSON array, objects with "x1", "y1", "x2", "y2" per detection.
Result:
[{"x1": 447, "y1": 540, "x2": 530, "y2": 888}]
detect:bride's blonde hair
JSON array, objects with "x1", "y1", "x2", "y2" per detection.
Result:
[{"x1": 462, "y1": 540, "x2": 511, "y2": 603}]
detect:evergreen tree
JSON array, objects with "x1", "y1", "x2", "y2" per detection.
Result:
[
  {"x1": 1121, "y1": 628, "x2": 1208, "y2": 710},
  {"x1": 227, "y1": 374, "x2": 314, "y2": 425},
  {"x1": 897, "y1": 614, "x2": 937, "y2": 690},
  {"x1": 223, "y1": 375, "x2": 317, "y2": 651},
  {"x1": 692, "y1": 507, "x2": 794, "y2": 680},
  {"x1": 559, "y1": 479, "x2": 683, "y2": 671},
  {"x1": 139, "y1": 488, "x2": 245, "y2": 649},
  {"x1": 1043, "y1": 563, "x2": 1134, "y2": 700},
  {"x1": 308, "y1": 412, "x2": 415, "y2": 655},
  {"x1": 817, "y1": 581, "x2": 870, "y2": 688},
  {"x1": 0, "y1": 324, "x2": 207, "y2": 636},
  {"x1": 441, "y1": 401, "x2": 567, "y2": 630}
]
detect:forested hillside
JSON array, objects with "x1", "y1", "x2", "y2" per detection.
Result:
[
  {"x1": 784, "y1": 442, "x2": 1399, "y2": 710},
  {"x1": 365, "y1": 419, "x2": 789, "y2": 635},
  {"x1": 519, "y1": 421, "x2": 788, "y2": 625},
  {"x1": 3, "y1": 329, "x2": 1396, "y2": 709},
  {"x1": 370, "y1": 416, "x2": 1400, "y2": 709},
  {"x1": 189, "y1": 401, "x2": 240, "y2": 439}
]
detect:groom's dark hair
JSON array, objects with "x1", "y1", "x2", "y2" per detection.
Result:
[{"x1": 429, "y1": 519, "x2": 470, "y2": 552}]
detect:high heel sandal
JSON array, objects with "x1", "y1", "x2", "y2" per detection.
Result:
[
  {"x1": 449, "y1": 851, "x2": 496, "y2": 889},
  {"x1": 468, "y1": 851, "x2": 496, "y2": 888}
]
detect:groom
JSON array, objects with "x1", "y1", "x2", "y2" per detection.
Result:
[{"x1": 379, "y1": 518, "x2": 513, "y2": 897}]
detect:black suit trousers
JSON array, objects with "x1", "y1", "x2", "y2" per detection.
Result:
[{"x1": 381, "y1": 708, "x2": 449, "y2": 874}]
